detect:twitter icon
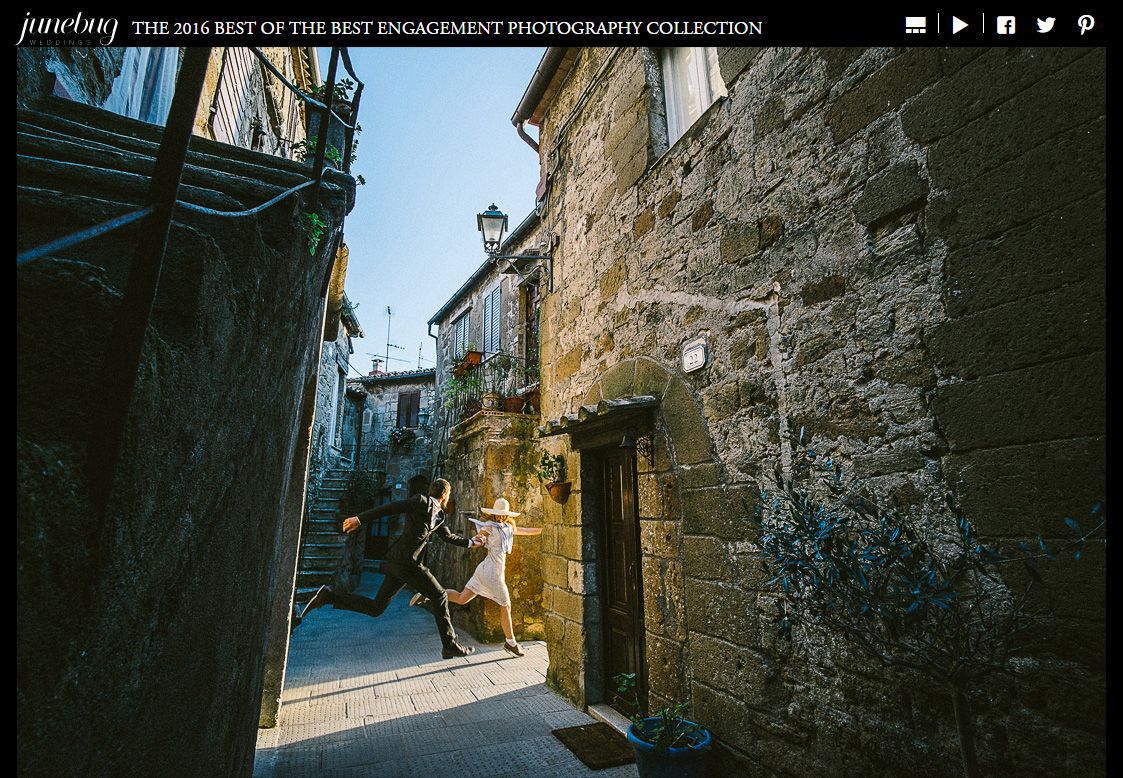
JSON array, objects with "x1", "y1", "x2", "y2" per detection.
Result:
[{"x1": 1037, "y1": 17, "x2": 1056, "y2": 32}]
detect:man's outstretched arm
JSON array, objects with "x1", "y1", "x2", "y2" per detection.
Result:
[{"x1": 341, "y1": 498, "x2": 416, "y2": 534}]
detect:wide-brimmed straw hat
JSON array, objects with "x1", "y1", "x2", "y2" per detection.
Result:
[{"x1": 480, "y1": 497, "x2": 521, "y2": 517}]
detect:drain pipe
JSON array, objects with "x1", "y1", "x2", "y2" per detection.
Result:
[{"x1": 511, "y1": 47, "x2": 568, "y2": 152}]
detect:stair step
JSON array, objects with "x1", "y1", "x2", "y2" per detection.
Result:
[{"x1": 297, "y1": 570, "x2": 335, "y2": 585}]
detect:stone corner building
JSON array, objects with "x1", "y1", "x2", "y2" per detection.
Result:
[
  {"x1": 427, "y1": 214, "x2": 549, "y2": 643},
  {"x1": 514, "y1": 46, "x2": 1105, "y2": 775},
  {"x1": 17, "y1": 46, "x2": 357, "y2": 775}
]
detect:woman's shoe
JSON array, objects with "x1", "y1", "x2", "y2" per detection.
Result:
[{"x1": 503, "y1": 641, "x2": 525, "y2": 657}]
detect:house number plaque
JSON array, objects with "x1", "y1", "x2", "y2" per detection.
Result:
[{"x1": 681, "y1": 335, "x2": 709, "y2": 373}]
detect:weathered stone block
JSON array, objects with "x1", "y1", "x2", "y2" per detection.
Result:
[
  {"x1": 719, "y1": 221, "x2": 760, "y2": 263},
  {"x1": 542, "y1": 555, "x2": 568, "y2": 588},
  {"x1": 553, "y1": 588, "x2": 585, "y2": 622},
  {"x1": 927, "y1": 49, "x2": 1105, "y2": 191},
  {"x1": 945, "y1": 437, "x2": 1105, "y2": 538},
  {"x1": 634, "y1": 358, "x2": 670, "y2": 398},
  {"x1": 754, "y1": 94, "x2": 786, "y2": 139},
  {"x1": 717, "y1": 47, "x2": 761, "y2": 87},
  {"x1": 599, "y1": 259, "x2": 629, "y2": 305},
  {"x1": 852, "y1": 447, "x2": 924, "y2": 478},
  {"x1": 944, "y1": 192, "x2": 1104, "y2": 319},
  {"x1": 657, "y1": 188, "x2": 681, "y2": 219},
  {"x1": 640, "y1": 520, "x2": 680, "y2": 559},
  {"x1": 799, "y1": 274, "x2": 846, "y2": 307},
  {"x1": 680, "y1": 486, "x2": 754, "y2": 539},
  {"x1": 633, "y1": 207, "x2": 655, "y2": 238},
  {"x1": 927, "y1": 280, "x2": 1105, "y2": 380},
  {"x1": 599, "y1": 358, "x2": 636, "y2": 400},
  {"x1": 662, "y1": 379, "x2": 714, "y2": 465},
  {"x1": 854, "y1": 161, "x2": 929, "y2": 228},
  {"x1": 684, "y1": 578, "x2": 758, "y2": 646},
  {"x1": 683, "y1": 535, "x2": 732, "y2": 581},
  {"x1": 557, "y1": 525, "x2": 584, "y2": 560},
  {"x1": 642, "y1": 558, "x2": 685, "y2": 640},
  {"x1": 902, "y1": 47, "x2": 1092, "y2": 143},
  {"x1": 826, "y1": 48, "x2": 942, "y2": 142},
  {"x1": 926, "y1": 116, "x2": 1104, "y2": 249},
  {"x1": 555, "y1": 343, "x2": 584, "y2": 382},
  {"x1": 691, "y1": 200, "x2": 714, "y2": 232},
  {"x1": 933, "y1": 353, "x2": 1105, "y2": 452},
  {"x1": 677, "y1": 462, "x2": 725, "y2": 489}
]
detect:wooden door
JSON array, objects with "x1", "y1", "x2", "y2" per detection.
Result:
[{"x1": 601, "y1": 447, "x2": 646, "y2": 711}]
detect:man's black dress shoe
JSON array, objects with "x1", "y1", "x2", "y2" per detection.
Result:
[
  {"x1": 302, "y1": 585, "x2": 333, "y2": 619},
  {"x1": 442, "y1": 642, "x2": 475, "y2": 658}
]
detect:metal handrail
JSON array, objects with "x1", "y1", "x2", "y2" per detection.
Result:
[
  {"x1": 14, "y1": 45, "x2": 364, "y2": 512},
  {"x1": 17, "y1": 46, "x2": 361, "y2": 266}
]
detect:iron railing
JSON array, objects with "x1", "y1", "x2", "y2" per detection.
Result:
[
  {"x1": 439, "y1": 352, "x2": 540, "y2": 428},
  {"x1": 17, "y1": 46, "x2": 365, "y2": 512}
]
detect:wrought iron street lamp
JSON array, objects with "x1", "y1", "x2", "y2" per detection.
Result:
[
  {"x1": 418, "y1": 406, "x2": 431, "y2": 428},
  {"x1": 477, "y1": 204, "x2": 508, "y2": 253},
  {"x1": 476, "y1": 203, "x2": 555, "y2": 291}
]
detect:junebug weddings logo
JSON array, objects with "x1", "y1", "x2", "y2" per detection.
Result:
[{"x1": 15, "y1": 10, "x2": 118, "y2": 45}]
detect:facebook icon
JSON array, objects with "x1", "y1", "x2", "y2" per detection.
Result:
[{"x1": 996, "y1": 16, "x2": 1016, "y2": 34}]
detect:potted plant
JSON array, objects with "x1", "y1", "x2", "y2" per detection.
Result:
[
  {"x1": 388, "y1": 427, "x2": 416, "y2": 449},
  {"x1": 614, "y1": 673, "x2": 712, "y2": 778},
  {"x1": 536, "y1": 452, "x2": 570, "y2": 504},
  {"x1": 303, "y1": 78, "x2": 356, "y2": 165},
  {"x1": 502, "y1": 359, "x2": 524, "y2": 412},
  {"x1": 481, "y1": 358, "x2": 506, "y2": 410}
]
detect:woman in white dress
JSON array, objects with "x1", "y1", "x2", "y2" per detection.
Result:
[{"x1": 426, "y1": 497, "x2": 542, "y2": 656}]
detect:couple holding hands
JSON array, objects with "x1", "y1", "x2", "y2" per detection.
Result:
[{"x1": 301, "y1": 478, "x2": 541, "y2": 658}]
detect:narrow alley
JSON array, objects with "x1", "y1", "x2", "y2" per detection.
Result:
[{"x1": 254, "y1": 573, "x2": 638, "y2": 777}]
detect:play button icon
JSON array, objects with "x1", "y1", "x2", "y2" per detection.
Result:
[{"x1": 952, "y1": 16, "x2": 969, "y2": 33}]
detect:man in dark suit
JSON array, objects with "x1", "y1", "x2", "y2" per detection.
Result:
[{"x1": 301, "y1": 478, "x2": 485, "y2": 658}]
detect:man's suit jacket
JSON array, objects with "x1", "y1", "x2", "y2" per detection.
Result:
[{"x1": 353, "y1": 494, "x2": 472, "y2": 566}]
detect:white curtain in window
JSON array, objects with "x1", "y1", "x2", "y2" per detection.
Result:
[
  {"x1": 662, "y1": 47, "x2": 727, "y2": 144},
  {"x1": 103, "y1": 47, "x2": 178, "y2": 125}
]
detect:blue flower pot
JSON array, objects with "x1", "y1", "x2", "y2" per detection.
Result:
[{"x1": 627, "y1": 718, "x2": 712, "y2": 778}]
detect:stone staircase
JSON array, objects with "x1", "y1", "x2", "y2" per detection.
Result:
[{"x1": 294, "y1": 467, "x2": 356, "y2": 609}]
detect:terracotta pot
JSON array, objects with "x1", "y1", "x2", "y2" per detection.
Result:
[
  {"x1": 546, "y1": 481, "x2": 571, "y2": 504},
  {"x1": 462, "y1": 351, "x2": 483, "y2": 367},
  {"x1": 504, "y1": 396, "x2": 524, "y2": 413},
  {"x1": 482, "y1": 392, "x2": 502, "y2": 410}
]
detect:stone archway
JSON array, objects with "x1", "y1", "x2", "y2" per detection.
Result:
[
  {"x1": 551, "y1": 356, "x2": 721, "y2": 709},
  {"x1": 579, "y1": 356, "x2": 718, "y2": 469}
]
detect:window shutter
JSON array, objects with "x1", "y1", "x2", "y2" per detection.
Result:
[
  {"x1": 396, "y1": 393, "x2": 407, "y2": 427},
  {"x1": 482, "y1": 285, "x2": 502, "y2": 356}
]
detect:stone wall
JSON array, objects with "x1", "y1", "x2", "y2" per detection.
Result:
[
  {"x1": 17, "y1": 94, "x2": 355, "y2": 775},
  {"x1": 428, "y1": 413, "x2": 546, "y2": 643},
  {"x1": 16, "y1": 46, "x2": 126, "y2": 109},
  {"x1": 530, "y1": 46, "x2": 1105, "y2": 776},
  {"x1": 349, "y1": 373, "x2": 436, "y2": 497}
]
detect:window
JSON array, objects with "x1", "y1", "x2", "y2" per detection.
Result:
[
  {"x1": 482, "y1": 283, "x2": 502, "y2": 357},
  {"x1": 396, "y1": 390, "x2": 421, "y2": 429},
  {"x1": 452, "y1": 311, "x2": 470, "y2": 359},
  {"x1": 661, "y1": 47, "x2": 727, "y2": 144}
]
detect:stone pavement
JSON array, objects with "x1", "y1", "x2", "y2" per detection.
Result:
[{"x1": 254, "y1": 573, "x2": 639, "y2": 778}]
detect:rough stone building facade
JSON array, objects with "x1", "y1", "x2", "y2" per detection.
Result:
[
  {"x1": 427, "y1": 215, "x2": 549, "y2": 642},
  {"x1": 515, "y1": 46, "x2": 1105, "y2": 776},
  {"x1": 311, "y1": 289, "x2": 365, "y2": 466},
  {"x1": 17, "y1": 48, "x2": 357, "y2": 773}
]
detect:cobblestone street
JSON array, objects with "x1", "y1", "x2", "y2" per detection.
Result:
[{"x1": 254, "y1": 573, "x2": 638, "y2": 777}]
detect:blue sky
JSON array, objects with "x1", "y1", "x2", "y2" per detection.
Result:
[{"x1": 321, "y1": 47, "x2": 545, "y2": 376}]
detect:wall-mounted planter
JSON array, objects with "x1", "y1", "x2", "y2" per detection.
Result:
[
  {"x1": 482, "y1": 392, "x2": 502, "y2": 410},
  {"x1": 503, "y1": 396, "x2": 524, "y2": 413},
  {"x1": 545, "y1": 481, "x2": 571, "y2": 504}
]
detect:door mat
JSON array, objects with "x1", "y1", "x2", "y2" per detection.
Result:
[{"x1": 551, "y1": 722, "x2": 635, "y2": 770}]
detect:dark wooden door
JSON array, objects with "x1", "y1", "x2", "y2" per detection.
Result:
[{"x1": 601, "y1": 447, "x2": 646, "y2": 710}]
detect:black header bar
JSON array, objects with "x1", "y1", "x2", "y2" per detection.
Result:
[{"x1": 12, "y1": 11, "x2": 1107, "y2": 47}]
